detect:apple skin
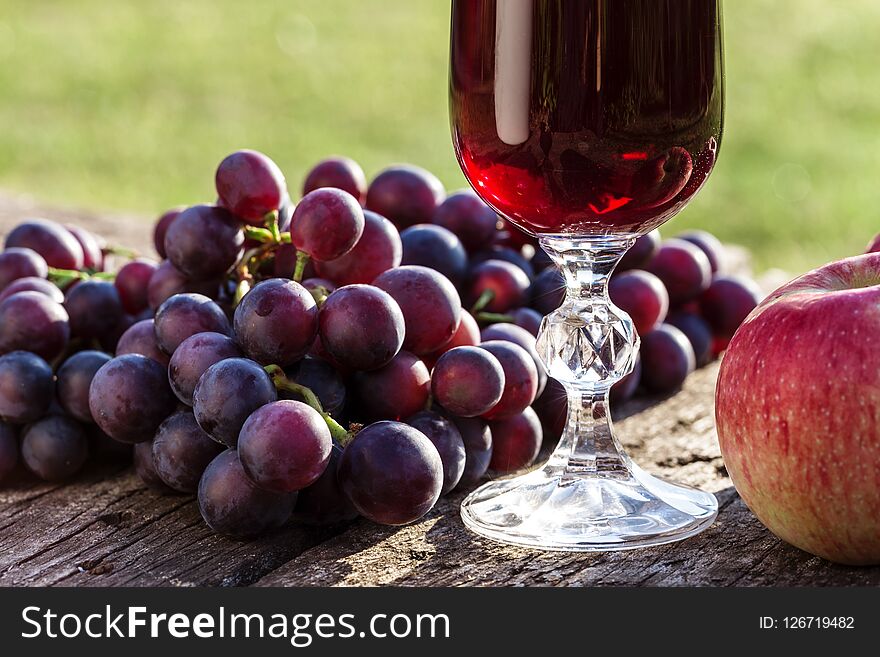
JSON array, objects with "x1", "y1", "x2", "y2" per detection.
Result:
[
  {"x1": 866, "y1": 233, "x2": 880, "y2": 254},
  {"x1": 716, "y1": 252, "x2": 880, "y2": 565}
]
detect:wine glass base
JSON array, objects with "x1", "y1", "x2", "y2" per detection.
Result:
[{"x1": 460, "y1": 463, "x2": 718, "y2": 552}]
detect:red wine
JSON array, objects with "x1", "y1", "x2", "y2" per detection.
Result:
[{"x1": 450, "y1": 0, "x2": 724, "y2": 236}]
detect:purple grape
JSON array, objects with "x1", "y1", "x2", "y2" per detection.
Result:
[
  {"x1": 479, "y1": 322, "x2": 547, "y2": 396},
  {"x1": 337, "y1": 421, "x2": 443, "y2": 525},
  {"x1": 678, "y1": 230, "x2": 725, "y2": 274},
  {"x1": 467, "y1": 259, "x2": 530, "y2": 313},
  {"x1": 400, "y1": 224, "x2": 468, "y2": 286},
  {"x1": 4, "y1": 219, "x2": 84, "y2": 269},
  {"x1": 529, "y1": 267, "x2": 565, "y2": 315},
  {"x1": 406, "y1": 410, "x2": 466, "y2": 494},
  {"x1": 0, "y1": 247, "x2": 48, "y2": 290},
  {"x1": 449, "y1": 416, "x2": 492, "y2": 489},
  {"x1": 488, "y1": 407, "x2": 543, "y2": 473},
  {"x1": 164, "y1": 204, "x2": 244, "y2": 281},
  {"x1": 0, "y1": 421, "x2": 18, "y2": 483},
  {"x1": 154, "y1": 293, "x2": 232, "y2": 355},
  {"x1": 291, "y1": 188, "x2": 365, "y2": 262},
  {"x1": 646, "y1": 239, "x2": 712, "y2": 304},
  {"x1": 285, "y1": 357, "x2": 346, "y2": 417},
  {"x1": 314, "y1": 210, "x2": 402, "y2": 286},
  {"x1": 0, "y1": 351, "x2": 53, "y2": 424},
  {"x1": 532, "y1": 377, "x2": 567, "y2": 441},
  {"x1": 115, "y1": 258, "x2": 159, "y2": 314},
  {"x1": 192, "y1": 357, "x2": 277, "y2": 447},
  {"x1": 233, "y1": 279, "x2": 318, "y2": 366},
  {"x1": 302, "y1": 156, "x2": 367, "y2": 204},
  {"x1": 351, "y1": 351, "x2": 431, "y2": 422},
  {"x1": 431, "y1": 346, "x2": 504, "y2": 418},
  {"x1": 152, "y1": 411, "x2": 224, "y2": 493},
  {"x1": 146, "y1": 261, "x2": 219, "y2": 311},
  {"x1": 470, "y1": 246, "x2": 535, "y2": 280},
  {"x1": 64, "y1": 279, "x2": 124, "y2": 340},
  {"x1": 88, "y1": 425, "x2": 133, "y2": 463},
  {"x1": 294, "y1": 442, "x2": 359, "y2": 525},
  {"x1": 89, "y1": 354, "x2": 177, "y2": 444},
  {"x1": 21, "y1": 415, "x2": 89, "y2": 481},
  {"x1": 0, "y1": 291, "x2": 69, "y2": 361},
  {"x1": 153, "y1": 208, "x2": 183, "y2": 259},
  {"x1": 168, "y1": 332, "x2": 241, "y2": 405},
  {"x1": 619, "y1": 229, "x2": 661, "y2": 271},
  {"x1": 432, "y1": 189, "x2": 498, "y2": 253},
  {"x1": 699, "y1": 275, "x2": 762, "y2": 339},
  {"x1": 56, "y1": 350, "x2": 112, "y2": 423},
  {"x1": 198, "y1": 449, "x2": 297, "y2": 537},
  {"x1": 609, "y1": 269, "x2": 669, "y2": 335},
  {"x1": 66, "y1": 225, "x2": 103, "y2": 271},
  {"x1": 478, "y1": 340, "x2": 539, "y2": 419},
  {"x1": 0, "y1": 276, "x2": 63, "y2": 304},
  {"x1": 667, "y1": 311, "x2": 714, "y2": 367},
  {"x1": 215, "y1": 149, "x2": 287, "y2": 224},
  {"x1": 639, "y1": 324, "x2": 696, "y2": 393},
  {"x1": 134, "y1": 439, "x2": 176, "y2": 493},
  {"x1": 116, "y1": 319, "x2": 170, "y2": 366},
  {"x1": 508, "y1": 307, "x2": 543, "y2": 336},
  {"x1": 366, "y1": 165, "x2": 445, "y2": 230}
]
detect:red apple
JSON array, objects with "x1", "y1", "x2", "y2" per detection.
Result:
[{"x1": 716, "y1": 252, "x2": 880, "y2": 565}]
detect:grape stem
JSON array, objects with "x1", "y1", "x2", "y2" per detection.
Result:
[
  {"x1": 470, "y1": 289, "x2": 495, "y2": 314},
  {"x1": 293, "y1": 251, "x2": 310, "y2": 283},
  {"x1": 47, "y1": 267, "x2": 115, "y2": 286},
  {"x1": 264, "y1": 210, "x2": 282, "y2": 243},
  {"x1": 243, "y1": 226, "x2": 275, "y2": 243},
  {"x1": 102, "y1": 244, "x2": 140, "y2": 259},
  {"x1": 477, "y1": 311, "x2": 514, "y2": 324},
  {"x1": 264, "y1": 365, "x2": 351, "y2": 444}
]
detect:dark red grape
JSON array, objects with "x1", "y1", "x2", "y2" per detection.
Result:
[
  {"x1": 667, "y1": 311, "x2": 714, "y2": 367},
  {"x1": 0, "y1": 291, "x2": 69, "y2": 361},
  {"x1": 21, "y1": 415, "x2": 89, "y2": 481},
  {"x1": 56, "y1": 350, "x2": 112, "y2": 423},
  {"x1": 301, "y1": 277, "x2": 336, "y2": 297},
  {"x1": 0, "y1": 421, "x2": 17, "y2": 483},
  {"x1": 432, "y1": 346, "x2": 504, "y2": 417},
  {"x1": 529, "y1": 267, "x2": 565, "y2": 315},
  {"x1": 609, "y1": 269, "x2": 669, "y2": 335},
  {"x1": 467, "y1": 259, "x2": 530, "y2": 313},
  {"x1": 116, "y1": 319, "x2": 170, "y2": 366},
  {"x1": 423, "y1": 309, "x2": 480, "y2": 367},
  {"x1": 134, "y1": 440, "x2": 175, "y2": 492},
  {"x1": 400, "y1": 224, "x2": 468, "y2": 286},
  {"x1": 699, "y1": 275, "x2": 762, "y2": 339},
  {"x1": 286, "y1": 357, "x2": 347, "y2": 417},
  {"x1": 291, "y1": 188, "x2": 365, "y2": 262},
  {"x1": 115, "y1": 258, "x2": 159, "y2": 314},
  {"x1": 152, "y1": 411, "x2": 224, "y2": 493},
  {"x1": 508, "y1": 307, "x2": 542, "y2": 336},
  {"x1": 192, "y1": 357, "x2": 277, "y2": 447},
  {"x1": 532, "y1": 376, "x2": 567, "y2": 441},
  {"x1": 64, "y1": 279, "x2": 124, "y2": 340},
  {"x1": 678, "y1": 230, "x2": 725, "y2": 274},
  {"x1": 337, "y1": 420, "x2": 443, "y2": 525},
  {"x1": 366, "y1": 165, "x2": 445, "y2": 230},
  {"x1": 233, "y1": 279, "x2": 318, "y2": 366},
  {"x1": 146, "y1": 261, "x2": 219, "y2": 310},
  {"x1": 198, "y1": 449, "x2": 297, "y2": 537},
  {"x1": 351, "y1": 351, "x2": 430, "y2": 421},
  {"x1": 164, "y1": 204, "x2": 244, "y2": 281},
  {"x1": 168, "y1": 331, "x2": 241, "y2": 405},
  {"x1": 65, "y1": 225, "x2": 103, "y2": 271},
  {"x1": 406, "y1": 410, "x2": 466, "y2": 494},
  {"x1": 89, "y1": 354, "x2": 177, "y2": 444},
  {"x1": 646, "y1": 239, "x2": 712, "y2": 304},
  {"x1": 479, "y1": 340, "x2": 539, "y2": 419},
  {"x1": 0, "y1": 276, "x2": 63, "y2": 304},
  {"x1": 639, "y1": 324, "x2": 696, "y2": 393},
  {"x1": 0, "y1": 247, "x2": 48, "y2": 290},
  {"x1": 373, "y1": 265, "x2": 462, "y2": 355},
  {"x1": 470, "y1": 246, "x2": 535, "y2": 280},
  {"x1": 239, "y1": 400, "x2": 332, "y2": 493},
  {"x1": 619, "y1": 229, "x2": 661, "y2": 271},
  {"x1": 610, "y1": 353, "x2": 642, "y2": 404},
  {"x1": 4, "y1": 219, "x2": 84, "y2": 269},
  {"x1": 479, "y1": 322, "x2": 547, "y2": 394},
  {"x1": 488, "y1": 407, "x2": 542, "y2": 473},
  {"x1": 432, "y1": 189, "x2": 498, "y2": 253},
  {"x1": 154, "y1": 293, "x2": 232, "y2": 355},
  {"x1": 302, "y1": 156, "x2": 367, "y2": 204},
  {"x1": 318, "y1": 284, "x2": 404, "y2": 371},
  {"x1": 153, "y1": 207, "x2": 183, "y2": 259},
  {"x1": 272, "y1": 243, "x2": 316, "y2": 279},
  {"x1": 294, "y1": 442, "x2": 358, "y2": 525},
  {"x1": 215, "y1": 149, "x2": 287, "y2": 224},
  {"x1": 531, "y1": 248, "x2": 554, "y2": 272},
  {"x1": 448, "y1": 416, "x2": 492, "y2": 489},
  {"x1": 314, "y1": 210, "x2": 402, "y2": 285},
  {"x1": 0, "y1": 351, "x2": 54, "y2": 424}
]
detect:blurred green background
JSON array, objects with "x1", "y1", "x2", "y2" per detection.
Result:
[{"x1": 0, "y1": 0, "x2": 878, "y2": 272}]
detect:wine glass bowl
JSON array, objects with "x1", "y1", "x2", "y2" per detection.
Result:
[{"x1": 450, "y1": 0, "x2": 724, "y2": 551}]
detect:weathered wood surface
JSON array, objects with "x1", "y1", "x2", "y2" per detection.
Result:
[{"x1": 1, "y1": 192, "x2": 879, "y2": 587}]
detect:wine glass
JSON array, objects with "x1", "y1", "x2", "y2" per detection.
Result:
[{"x1": 449, "y1": 0, "x2": 724, "y2": 551}]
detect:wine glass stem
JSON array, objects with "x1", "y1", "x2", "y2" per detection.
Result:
[{"x1": 537, "y1": 235, "x2": 638, "y2": 479}]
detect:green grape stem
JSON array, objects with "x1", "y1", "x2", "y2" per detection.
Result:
[
  {"x1": 293, "y1": 251, "x2": 310, "y2": 283},
  {"x1": 470, "y1": 289, "x2": 495, "y2": 314},
  {"x1": 264, "y1": 364, "x2": 350, "y2": 444}
]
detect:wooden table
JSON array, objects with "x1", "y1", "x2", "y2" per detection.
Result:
[{"x1": 1, "y1": 192, "x2": 878, "y2": 587}]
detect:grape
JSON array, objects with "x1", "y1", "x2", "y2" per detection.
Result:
[
  {"x1": 366, "y1": 165, "x2": 445, "y2": 230},
  {"x1": 215, "y1": 149, "x2": 287, "y2": 224},
  {"x1": 115, "y1": 258, "x2": 159, "y2": 314},
  {"x1": 64, "y1": 279, "x2": 124, "y2": 340},
  {"x1": 529, "y1": 267, "x2": 565, "y2": 315},
  {"x1": 406, "y1": 410, "x2": 466, "y2": 494},
  {"x1": 678, "y1": 230, "x2": 725, "y2": 274},
  {"x1": 433, "y1": 347, "x2": 504, "y2": 418},
  {"x1": 286, "y1": 356, "x2": 346, "y2": 417},
  {"x1": 337, "y1": 421, "x2": 443, "y2": 525},
  {"x1": 0, "y1": 247, "x2": 48, "y2": 290},
  {"x1": 89, "y1": 354, "x2": 177, "y2": 444},
  {"x1": 294, "y1": 442, "x2": 358, "y2": 525},
  {"x1": 153, "y1": 207, "x2": 184, "y2": 259},
  {"x1": 425, "y1": 309, "x2": 480, "y2": 366},
  {"x1": 314, "y1": 210, "x2": 402, "y2": 286},
  {"x1": 302, "y1": 156, "x2": 367, "y2": 204},
  {"x1": 479, "y1": 340, "x2": 539, "y2": 419},
  {"x1": 318, "y1": 284, "x2": 404, "y2": 371},
  {"x1": 373, "y1": 265, "x2": 462, "y2": 355},
  {"x1": 467, "y1": 259, "x2": 530, "y2": 313},
  {"x1": 0, "y1": 421, "x2": 18, "y2": 483},
  {"x1": 192, "y1": 357, "x2": 277, "y2": 447},
  {"x1": 301, "y1": 277, "x2": 336, "y2": 299},
  {"x1": 291, "y1": 188, "x2": 365, "y2": 262},
  {"x1": 56, "y1": 350, "x2": 112, "y2": 423},
  {"x1": 147, "y1": 261, "x2": 219, "y2": 310},
  {"x1": 480, "y1": 322, "x2": 547, "y2": 395},
  {"x1": 198, "y1": 449, "x2": 297, "y2": 537},
  {"x1": 488, "y1": 407, "x2": 542, "y2": 473},
  {"x1": 4, "y1": 219, "x2": 84, "y2": 269},
  {"x1": 470, "y1": 246, "x2": 535, "y2": 280},
  {"x1": 400, "y1": 224, "x2": 468, "y2": 286},
  {"x1": 531, "y1": 248, "x2": 554, "y2": 272},
  {"x1": 432, "y1": 189, "x2": 498, "y2": 253},
  {"x1": 152, "y1": 411, "x2": 224, "y2": 493},
  {"x1": 608, "y1": 269, "x2": 669, "y2": 336},
  {"x1": 164, "y1": 204, "x2": 244, "y2": 281},
  {"x1": 21, "y1": 415, "x2": 89, "y2": 481},
  {"x1": 508, "y1": 307, "x2": 542, "y2": 336},
  {"x1": 238, "y1": 400, "x2": 332, "y2": 493},
  {"x1": 88, "y1": 425, "x2": 133, "y2": 463},
  {"x1": 532, "y1": 377, "x2": 567, "y2": 441},
  {"x1": 699, "y1": 275, "x2": 762, "y2": 339},
  {"x1": 667, "y1": 311, "x2": 714, "y2": 367},
  {"x1": 639, "y1": 324, "x2": 696, "y2": 393},
  {"x1": 116, "y1": 319, "x2": 170, "y2": 366},
  {"x1": 66, "y1": 225, "x2": 103, "y2": 271},
  {"x1": 154, "y1": 293, "x2": 232, "y2": 354},
  {"x1": 448, "y1": 416, "x2": 492, "y2": 489},
  {"x1": 272, "y1": 243, "x2": 316, "y2": 279},
  {"x1": 134, "y1": 439, "x2": 175, "y2": 493},
  {"x1": 0, "y1": 276, "x2": 63, "y2": 304},
  {"x1": 168, "y1": 332, "x2": 241, "y2": 405},
  {"x1": 0, "y1": 291, "x2": 70, "y2": 361},
  {"x1": 278, "y1": 193, "x2": 295, "y2": 232},
  {"x1": 351, "y1": 351, "x2": 430, "y2": 421},
  {"x1": 619, "y1": 229, "x2": 661, "y2": 271},
  {"x1": 497, "y1": 218, "x2": 538, "y2": 250},
  {"x1": 0, "y1": 351, "x2": 52, "y2": 426},
  {"x1": 646, "y1": 238, "x2": 712, "y2": 304},
  {"x1": 233, "y1": 279, "x2": 317, "y2": 366}
]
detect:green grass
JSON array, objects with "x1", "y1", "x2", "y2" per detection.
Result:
[{"x1": 0, "y1": 0, "x2": 878, "y2": 272}]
